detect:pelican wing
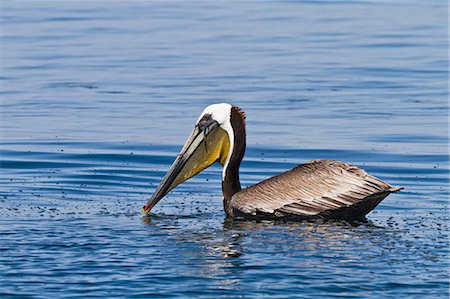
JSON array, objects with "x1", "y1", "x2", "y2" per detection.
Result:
[{"x1": 230, "y1": 160, "x2": 400, "y2": 220}]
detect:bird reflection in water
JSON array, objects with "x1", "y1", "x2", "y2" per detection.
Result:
[{"x1": 140, "y1": 212, "x2": 409, "y2": 292}]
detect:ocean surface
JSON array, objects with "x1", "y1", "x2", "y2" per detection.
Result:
[{"x1": 1, "y1": 1, "x2": 448, "y2": 298}]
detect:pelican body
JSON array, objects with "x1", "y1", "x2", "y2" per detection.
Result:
[{"x1": 143, "y1": 103, "x2": 402, "y2": 221}]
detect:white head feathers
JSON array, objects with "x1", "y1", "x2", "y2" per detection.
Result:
[{"x1": 196, "y1": 103, "x2": 234, "y2": 179}]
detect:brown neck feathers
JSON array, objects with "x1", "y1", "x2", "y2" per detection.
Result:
[{"x1": 222, "y1": 106, "x2": 246, "y2": 208}]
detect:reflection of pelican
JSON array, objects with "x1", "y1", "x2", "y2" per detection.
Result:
[{"x1": 142, "y1": 103, "x2": 402, "y2": 221}]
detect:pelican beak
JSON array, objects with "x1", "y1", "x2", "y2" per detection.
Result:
[{"x1": 142, "y1": 118, "x2": 230, "y2": 215}]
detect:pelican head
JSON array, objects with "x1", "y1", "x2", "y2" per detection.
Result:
[{"x1": 142, "y1": 103, "x2": 242, "y2": 215}]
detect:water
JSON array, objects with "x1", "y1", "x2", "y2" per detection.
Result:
[{"x1": 1, "y1": 1, "x2": 448, "y2": 298}]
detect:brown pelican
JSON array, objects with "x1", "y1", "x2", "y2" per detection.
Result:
[{"x1": 142, "y1": 103, "x2": 402, "y2": 221}]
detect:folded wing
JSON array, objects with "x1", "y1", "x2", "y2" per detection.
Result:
[{"x1": 230, "y1": 160, "x2": 401, "y2": 220}]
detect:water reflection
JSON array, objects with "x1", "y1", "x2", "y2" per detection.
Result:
[{"x1": 139, "y1": 214, "x2": 410, "y2": 291}]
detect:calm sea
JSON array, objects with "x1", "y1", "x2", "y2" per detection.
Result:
[{"x1": 1, "y1": 1, "x2": 448, "y2": 298}]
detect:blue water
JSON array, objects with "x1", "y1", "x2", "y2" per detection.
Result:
[{"x1": 1, "y1": 1, "x2": 448, "y2": 298}]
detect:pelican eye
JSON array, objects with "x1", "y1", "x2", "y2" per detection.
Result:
[{"x1": 197, "y1": 114, "x2": 214, "y2": 132}]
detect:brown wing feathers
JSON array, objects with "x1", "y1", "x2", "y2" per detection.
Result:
[{"x1": 230, "y1": 160, "x2": 399, "y2": 220}]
